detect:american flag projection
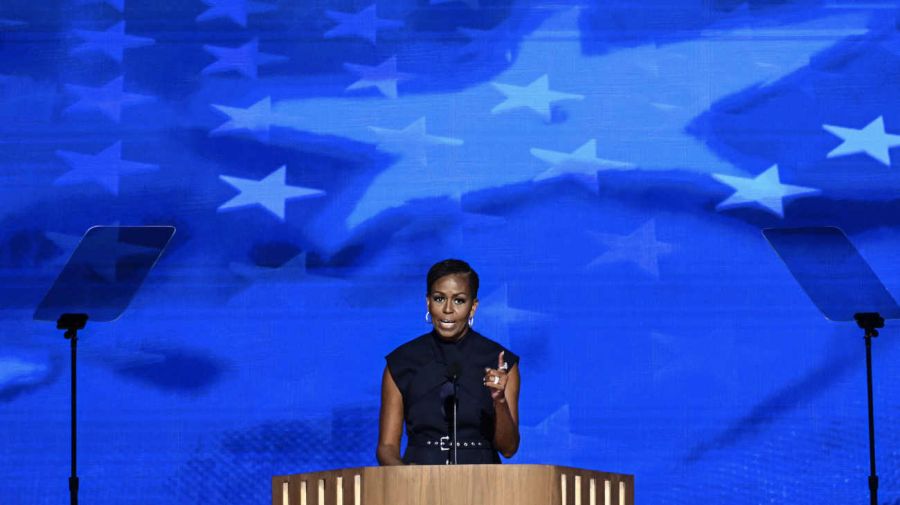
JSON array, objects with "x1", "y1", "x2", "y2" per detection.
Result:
[{"x1": 2, "y1": 0, "x2": 900, "y2": 503}]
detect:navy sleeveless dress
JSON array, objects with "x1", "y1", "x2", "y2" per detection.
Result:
[{"x1": 386, "y1": 330, "x2": 519, "y2": 465}]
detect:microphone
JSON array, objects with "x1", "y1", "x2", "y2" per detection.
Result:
[
  {"x1": 445, "y1": 362, "x2": 461, "y2": 465},
  {"x1": 446, "y1": 362, "x2": 462, "y2": 382}
]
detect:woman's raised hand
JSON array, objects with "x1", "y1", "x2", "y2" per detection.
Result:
[{"x1": 483, "y1": 351, "x2": 509, "y2": 402}]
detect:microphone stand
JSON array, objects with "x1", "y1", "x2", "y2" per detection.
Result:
[
  {"x1": 443, "y1": 362, "x2": 462, "y2": 465},
  {"x1": 450, "y1": 378, "x2": 459, "y2": 465}
]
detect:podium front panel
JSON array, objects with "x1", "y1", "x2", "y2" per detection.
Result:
[{"x1": 274, "y1": 465, "x2": 633, "y2": 505}]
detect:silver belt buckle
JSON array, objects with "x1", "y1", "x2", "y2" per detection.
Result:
[{"x1": 439, "y1": 436, "x2": 450, "y2": 451}]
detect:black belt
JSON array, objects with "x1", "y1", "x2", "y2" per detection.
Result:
[{"x1": 408, "y1": 436, "x2": 493, "y2": 451}]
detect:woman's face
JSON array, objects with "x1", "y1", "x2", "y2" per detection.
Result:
[{"x1": 427, "y1": 273, "x2": 478, "y2": 341}]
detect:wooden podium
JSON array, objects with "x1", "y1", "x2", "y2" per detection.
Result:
[{"x1": 273, "y1": 465, "x2": 633, "y2": 505}]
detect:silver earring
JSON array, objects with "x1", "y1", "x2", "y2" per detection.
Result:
[
  {"x1": 468, "y1": 316, "x2": 474, "y2": 326},
  {"x1": 425, "y1": 312, "x2": 432, "y2": 323}
]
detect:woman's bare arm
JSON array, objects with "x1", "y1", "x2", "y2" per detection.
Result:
[
  {"x1": 376, "y1": 366, "x2": 405, "y2": 465},
  {"x1": 491, "y1": 363, "x2": 520, "y2": 458}
]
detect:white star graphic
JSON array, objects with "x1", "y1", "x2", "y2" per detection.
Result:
[
  {"x1": 210, "y1": 97, "x2": 274, "y2": 139},
  {"x1": 63, "y1": 76, "x2": 153, "y2": 122},
  {"x1": 344, "y1": 56, "x2": 412, "y2": 99},
  {"x1": 44, "y1": 231, "x2": 82, "y2": 266},
  {"x1": 369, "y1": 117, "x2": 463, "y2": 165},
  {"x1": 712, "y1": 165, "x2": 820, "y2": 218},
  {"x1": 55, "y1": 142, "x2": 158, "y2": 195},
  {"x1": 491, "y1": 74, "x2": 583, "y2": 121},
  {"x1": 531, "y1": 139, "x2": 634, "y2": 183},
  {"x1": 324, "y1": 5, "x2": 403, "y2": 45},
  {"x1": 40, "y1": 226, "x2": 167, "y2": 288},
  {"x1": 587, "y1": 220, "x2": 675, "y2": 278},
  {"x1": 71, "y1": 21, "x2": 154, "y2": 62},
  {"x1": 81, "y1": 228, "x2": 164, "y2": 283},
  {"x1": 518, "y1": 403, "x2": 600, "y2": 464},
  {"x1": 43, "y1": 221, "x2": 127, "y2": 271},
  {"x1": 196, "y1": 0, "x2": 277, "y2": 27},
  {"x1": 202, "y1": 38, "x2": 287, "y2": 79},
  {"x1": 476, "y1": 284, "x2": 547, "y2": 347},
  {"x1": 823, "y1": 116, "x2": 900, "y2": 166},
  {"x1": 218, "y1": 166, "x2": 325, "y2": 220}
]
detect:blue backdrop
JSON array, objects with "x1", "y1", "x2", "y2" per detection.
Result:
[{"x1": 2, "y1": 0, "x2": 900, "y2": 503}]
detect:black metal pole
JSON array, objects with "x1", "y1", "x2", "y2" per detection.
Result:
[
  {"x1": 853, "y1": 312, "x2": 883, "y2": 505},
  {"x1": 864, "y1": 334, "x2": 878, "y2": 505},
  {"x1": 451, "y1": 382, "x2": 458, "y2": 465},
  {"x1": 452, "y1": 396, "x2": 458, "y2": 464},
  {"x1": 66, "y1": 328, "x2": 79, "y2": 505}
]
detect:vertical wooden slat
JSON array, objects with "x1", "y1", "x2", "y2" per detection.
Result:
[
  {"x1": 589, "y1": 478, "x2": 596, "y2": 505},
  {"x1": 604, "y1": 479, "x2": 611, "y2": 505},
  {"x1": 336, "y1": 477, "x2": 343, "y2": 505},
  {"x1": 282, "y1": 481, "x2": 290, "y2": 505},
  {"x1": 273, "y1": 478, "x2": 287, "y2": 505},
  {"x1": 354, "y1": 474, "x2": 361, "y2": 505},
  {"x1": 339, "y1": 472, "x2": 354, "y2": 505},
  {"x1": 580, "y1": 473, "x2": 591, "y2": 505},
  {"x1": 609, "y1": 477, "x2": 619, "y2": 505},
  {"x1": 560, "y1": 473, "x2": 567, "y2": 505},
  {"x1": 301, "y1": 480, "x2": 307, "y2": 505},
  {"x1": 574, "y1": 475, "x2": 582, "y2": 505},
  {"x1": 626, "y1": 475, "x2": 635, "y2": 505}
]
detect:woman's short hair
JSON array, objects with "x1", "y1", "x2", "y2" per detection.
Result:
[{"x1": 426, "y1": 259, "x2": 479, "y2": 298}]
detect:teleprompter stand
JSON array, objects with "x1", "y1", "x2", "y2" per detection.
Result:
[
  {"x1": 34, "y1": 226, "x2": 175, "y2": 505},
  {"x1": 58, "y1": 313, "x2": 88, "y2": 505},
  {"x1": 764, "y1": 227, "x2": 900, "y2": 505},
  {"x1": 855, "y1": 312, "x2": 883, "y2": 505}
]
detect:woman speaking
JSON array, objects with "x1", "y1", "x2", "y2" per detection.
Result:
[{"x1": 376, "y1": 259, "x2": 520, "y2": 465}]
